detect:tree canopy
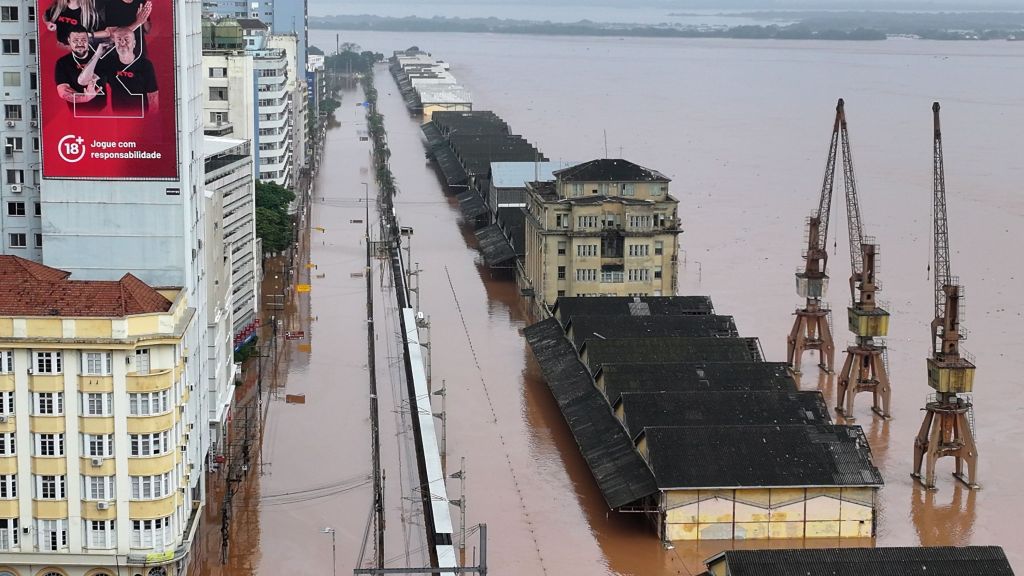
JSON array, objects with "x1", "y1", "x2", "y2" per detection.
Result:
[{"x1": 255, "y1": 181, "x2": 296, "y2": 254}]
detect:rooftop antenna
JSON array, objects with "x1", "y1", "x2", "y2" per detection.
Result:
[{"x1": 603, "y1": 130, "x2": 608, "y2": 159}]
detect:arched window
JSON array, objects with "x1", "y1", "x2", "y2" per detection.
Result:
[{"x1": 148, "y1": 568, "x2": 167, "y2": 576}]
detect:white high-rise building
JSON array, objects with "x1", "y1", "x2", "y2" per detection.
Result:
[
  {"x1": 0, "y1": 2, "x2": 41, "y2": 260},
  {"x1": 267, "y1": 33, "x2": 306, "y2": 182}
]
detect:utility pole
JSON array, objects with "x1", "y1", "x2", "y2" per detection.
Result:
[
  {"x1": 449, "y1": 457, "x2": 466, "y2": 561},
  {"x1": 432, "y1": 379, "x2": 446, "y2": 460},
  {"x1": 365, "y1": 180, "x2": 385, "y2": 569},
  {"x1": 352, "y1": 524, "x2": 488, "y2": 576}
]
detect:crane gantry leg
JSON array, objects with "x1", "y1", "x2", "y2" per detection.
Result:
[
  {"x1": 913, "y1": 395, "x2": 979, "y2": 489},
  {"x1": 787, "y1": 307, "x2": 835, "y2": 374},
  {"x1": 835, "y1": 343, "x2": 890, "y2": 421}
]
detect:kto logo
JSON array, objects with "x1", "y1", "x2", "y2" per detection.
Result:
[{"x1": 57, "y1": 135, "x2": 87, "y2": 163}]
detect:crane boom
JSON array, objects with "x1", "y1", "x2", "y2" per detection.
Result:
[
  {"x1": 814, "y1": 100, "x2": 842, "y2": 253},
  {"x1": 840, "y1": 107, "x2": 865, "y2": 279},
  {"x1": 932, "y1": 102, "x2": 952, "y2": 321}
]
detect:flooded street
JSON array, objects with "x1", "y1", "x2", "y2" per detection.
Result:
[{"x1": 202, "y1": 31, "x2": 1022, "y2": 576}]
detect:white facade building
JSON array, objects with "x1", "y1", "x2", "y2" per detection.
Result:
[
  {"x1": 202, "y1": 51, "x2": 256, "y2": 141},
  {"x1": 0, "y1": 1, "x2": 41, "y2": 260},
  {"x1": 267, "y1": 34, "x2": 306, "y2": 177}
]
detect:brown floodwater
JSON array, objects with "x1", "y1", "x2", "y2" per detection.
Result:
[{"x1": 200, "y1": 32, "x2": 1023, "y2": 576}]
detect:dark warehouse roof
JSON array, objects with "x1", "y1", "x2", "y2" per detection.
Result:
[
  {"x1": 552, "y1": 296, "x2": 715, "y2": 324},
  {"x1": 596, "y1": 361, "x2": 797, "y2": 404},
  {"x1": 553, "y1": 159, "x2": 670, "y2": 183},
  {"x1": 704, "y1": 546, "x2": 1015, "y2": 576},
  {"x1": 581, "y1": 336, "x2": 763, "y2": 373},
  {"x1": 565, "y1": 314, "x2": 738, "y2": 350}
]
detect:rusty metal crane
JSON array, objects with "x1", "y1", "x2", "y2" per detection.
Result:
[
  {"x1": 912, "y1": 102, "x2": 979, "y2": 489},
  {"x1": 834, "y1": 102, "x2": 892, "y2": 421},
  {"x1": 786, "y1": 99, "x2": 842, "y2": 374}
]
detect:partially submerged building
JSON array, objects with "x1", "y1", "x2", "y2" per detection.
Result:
[
  {"x1": 524, "y1": 296, "x2": 884, "y2": 542},
  {"x1": 701, "y1": 546, "x2": 1016, "y2": 576}
]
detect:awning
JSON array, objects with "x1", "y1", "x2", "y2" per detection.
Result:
[
  {"x1": 457, "y1": 190, "x2": 490, "y2": 219},
  {"x1": 473, "y1": 224, "x2": 517, "y2": 267}
]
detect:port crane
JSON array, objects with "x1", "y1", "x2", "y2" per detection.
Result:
[
  {"x1": 912, "y1": 102, "x2": 979, "y2": 489},
  {"x1": 834, "y1": 102, "x2": 892, "y2": 420},
  {"x1": 786, "y1": 100, "x2": 841, "y2": 374}
]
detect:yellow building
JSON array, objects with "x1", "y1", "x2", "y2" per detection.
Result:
[
  {"x1": 0, "y1": 257, "x2": 201, "y2": 576},
  {"x1": 521, "y1": 159, "x2": 681, "y2": 312}
]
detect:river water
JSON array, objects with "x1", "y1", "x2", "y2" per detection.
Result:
[{"x1": 205, "y1": 32, "x2": 1023, "y2": 576}]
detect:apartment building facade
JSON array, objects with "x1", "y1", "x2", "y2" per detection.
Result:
[
  {"x1": 0, "y1": 256, "x2": 202, "y2": 576},
  {"x1": 0, "y1": 1, "x2": 41, "y2": 260},
  {"x1": 521, "y1": 159, "x2": 682, "y2": 312}
]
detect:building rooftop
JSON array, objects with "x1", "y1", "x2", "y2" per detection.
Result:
[
  {"x1": 595, "y1": 361, "x2": 797, "y2": 404},
  {"x1": 640, "y1": 424, "x2": 883, "y2": 489},
  {"x1": 416, "y1": 84, "x2": 473, "y2": 105},
  {"x1": 524, "y1": 317, "x2": 659, "y2": 509},
  {"x1": 489, "y1": 161, "x2": 577, "y2": 189},
  {"x1": 431, "y1": 111, "x2": 510, "y2": 136},
  {"x1": 581, "y1": 336, "x2": 763, "y2": 372},
  {"x1": 553, "y1": 296, "x2": 715, "y2": 322},
  {"x1": 553, "y1": 159, "x2": 670, "y2": 183},
  {"x1": 703, "y1": 546, "x2": 1015, "y2": 576},
  {"x1": 0, "y1": 256, "x2": 173, "y2": 318},
  {"x1": 565, "y1": 314, "x2": 739, "y2": 350},
  {"x1": 235, "y1": 18, "x2": 268, "y2": 31},
  {"x1": 616, "y1": 391, "x2": 831, "y2": 440}
]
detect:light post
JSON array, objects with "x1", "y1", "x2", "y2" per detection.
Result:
[
  {"x1": 321, "y1": 527, "x2": 336, "y2": 576},
  {"x1": 694, "y1": 261, "x2": 703, "y2": 285}
]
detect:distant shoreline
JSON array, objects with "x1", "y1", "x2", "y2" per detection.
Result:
[{"x1": 311, "y1": 13, "x2": 1024, "y2": 41}]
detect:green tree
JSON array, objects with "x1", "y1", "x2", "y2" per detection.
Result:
[
  {"x1": 255, "y1": 181, "x2": 296, "y2": 254},
  {"x1": 256, "y1": 181, "x2": 295, "y2": 213}
]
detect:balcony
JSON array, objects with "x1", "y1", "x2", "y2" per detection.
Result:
[{"x1": 126, "y1": 368, "x2": 176, "y2": 392}]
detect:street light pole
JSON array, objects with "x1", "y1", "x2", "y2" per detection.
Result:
[{"x1": 321, "y1": 527, "x2": 336, "y2": 576}]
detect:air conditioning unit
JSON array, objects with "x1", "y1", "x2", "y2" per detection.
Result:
[
  {"x1": 4, "y1": 121, "x2": 13, "y2": 128},
  {"x1": 90, "y1": 457, "x2": 103, "y2": 467},
  {"x1": 9, "y1": 184, "x2": 21, "y2": 193},
  {"x1": 0, "y1": 415, "x2": 7, "y2": 423},
  {"x1": 30, "y1": 121, "x2": 37, "y2": 127},
  {"x1": 96, "y1": 501, "x2": 110, "y2": 510}
]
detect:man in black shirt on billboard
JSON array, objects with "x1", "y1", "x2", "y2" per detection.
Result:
[
  {"x1": 53, "y1": 27, "x2": 109, "y2": 114},
  {"x1": 97, "y1": 27, "x2": 158, "y2": 116},
  {"x1": 101, "y1": 0, "x2": 151, "y2": 54}
]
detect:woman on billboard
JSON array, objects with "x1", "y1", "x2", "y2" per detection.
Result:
[{"x1": 43, "y1": 0, "x2": 101, "y2": 48}]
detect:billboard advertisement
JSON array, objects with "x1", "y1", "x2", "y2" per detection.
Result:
[{"x1": 38, "y1": 0, "x2": 178, "y2": 179}]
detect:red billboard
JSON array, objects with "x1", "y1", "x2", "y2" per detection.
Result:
[{"x1": 38, "y1": 0, "x2": 178, "y2": 179}]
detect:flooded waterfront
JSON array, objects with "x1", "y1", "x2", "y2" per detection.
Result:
[{"x1": 206, "y1": 32, "x2": 1023, "y2": 576}]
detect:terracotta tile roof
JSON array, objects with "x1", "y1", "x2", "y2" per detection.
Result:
[{"x1": 0, "y1": 256, "x2": 173, "y2": 318}]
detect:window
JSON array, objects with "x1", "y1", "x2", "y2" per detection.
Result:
[
  {"x1": 33, "y1": 392, "x2": 64, "y2": 415},
  {"x1": 83, "y1": 393, "x2": 113, "y2": 416},
  {"x1": 571, "y1": 183, "x2": 583, "y2": 197},
  {"x1": 131, "y1": 473, "x2": 172, "y2": 500},
  {"x1": 29, "y1": 104, "x2": 37, "y2": 121},
  {"x1": 34, "y1": 433, "x2": 65, "y2": 456},
  {"x1": 0, "y1": 433, "x2": 14, "y2": 455},
  {"x1": 35, "y1": 475, "x2": 67, "y2": 499},
  {"x1": 4, "y1": 169, "x2": 22, "y2": 184},
  {"x1": 654, "y1": 266, "x2": 663, "y2": 279},
  {"x1": 0, "y1": 6, "x2": 17, "y2": 21},
  {"x1": 33, "y1": 351, "x2": 62, "y2": 374},
  {"x1": 209, "y1": 87, "x2": 229, "y2": 101},
  {"x1": 0, "y1": 390, "x2": 9, "y2": 416},
  {"x1": 34, "y1": 233, "x2": 42, "y2": 248},
  {"x1": 131, "y1": 516, "x2": 172, "y2": 548},
  {"x1": 3, "y1": 104, "x2": 20, "y2": 120},
  {"x1": 1, "y1": 39, "x2": 18, "y2": 55},
  {"x1": 1, "y1": 71, "x2": 18, "y2": 86},
  {"x1": 85, "y1": 519, "x2": 115, "y2": 549},
  {"x1": 38, "y1": 519, "x2": 68, "y2": 551},
  {"x1": 7, "y1": 233, "x2": 25, "y2": 248},
  {"x1": 29, "y1": 71, "x2": 36, "y2": 89},
  {"x1": 0, "y1": 475, "x2": 16, "y2": 498},
  {"x1": 0, "y1": 518, "x2": 18, "y2": 550},
  {"x1": 83, "y1": 434, "x2": 113, "y2": 457},
  {"x1": 210, "y1": 111, "x2": 227, "y2": 124},
  {"x1": 622, "y1": 183, "x2": 636, "y2": 196},
  {"x1": 130, "y1": 431, "x2": 171, "y2": 456},
  {"x1": 34, "y1": 202, "x2": 41, "y2": 216},
  {"x1": 82, "y1": 351, "x2": 113, "y2": 375},
  {"x1": 134, "y1": 348, "x2": 151, "y2": 375},
  {"x1": 6, "y1": 202, "x2": 24, "y2": 216},
  {"x1": 628, "y1": 268, "x2": 650, "y2": 282},
  {"x1": 4, "y1": 136, "x2": 21, "y2": 151},
  {"x1": 32, "y1": 137, "x2": 38, "y2": 152},
  {"x1": 557, "y1": 290, "x2": 566, "y2": 297},
  {"x1": 83, "y1": 475, "x2": 115, "y2": 500},
  {"x1": 0, "y1": 350, "x2": 11, "y2": 373},
  {"x1": 576, "y1": 244, "x2": 597, "y2": 257},
  {"x1": 129, "y1": 390, "x2": 170, "y2": 416},
  {"x1": 654, "y1": 185, "x2": 667, "y2": 196},
  {"x1": 628, "y1": 243, "x2": 649, "y2": 257},
  {"x1": 27, "y1": 5, "x2": 33, "y2": 20},
  {"x1": 628, "y1": 215, "x2": 651, "y2": 229},
  {"x1": 575, "y1": 269, "x2": 597, "y2": 282},
  {"x1": 556, "y1": 241, "x2": 566, "y2": 255},
  {"x1": 577, "y1": 215, "x2": 598, "y2": 228},
  {"x1": 598, "y1": 183, "x2": 610, "y2": 195},
  {"x1": 28, "y1": 38, "x2": 34, "y2": 55},
  {"x1": 209, "y1": 67, "x2": 227, "y2": 78},
  {"x1": 554, "y1": 214, "x2": 568, "y2": 228},
  {"x1": 557, "y1": 266, "x2": 566, "y2": 280},
  {"x1": 654, "y1": 241, "x2": 664, "y2": 256}
]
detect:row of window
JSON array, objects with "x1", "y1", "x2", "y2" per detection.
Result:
[
  {"x1": 0, "y1": 430, "x2": 175, "y2": 457},
  {"x1": 4, "y1": 135, "x2": 40, "y2": 152},
  {"x1": 0, "y1": 37, "x2": 36, "y2": 56},
  {"x1": 6, "y1": 201, "x2": 41, "y2": 216},
  {"x1": 1, "y1": 70, "x2": 38, "y2": 90},
  {"x1": 6, "y1": 232, "x2": 41, "y2": 249},
  {"x1": 561, "y1": 268, "x2": 662, "y2": 283},
  {"x1": 0, "y1": 390, "x2": 170, "y2": 416},
  {"x1": 558, "y1": 241, "x2": 666, "y2": 257},
  {"x1": 551, "y1": 213, "x2": 673, "y2": 230},
  {"x1": 0, "y1": 349, "x2": 153, "y2": 375},
  {"x1": 5, "y1": 167, "x2": 38, "y2": 184},
  {"x1": 2, "y1": 103, "x2": 38, "y2": 121},
  {"x1": 0, "y1": 472, "x2": 173, "y2": 500},
  {"x1": 0, "y1": 5, "x2": 34, "y2": 22},
  {"x1": 0, "y1": 515, "x2": 175, "y2": 551},
  {"x1": 568, "y1": 182, "x2": 665, "y2": 197}
]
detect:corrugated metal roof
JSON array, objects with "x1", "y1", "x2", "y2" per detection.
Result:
[
  {"x1": 456, "y1": 190, "x2": 489, "y2": 219},
  {"x1": 596, "y1": 361, "x2": 797, "y2": 405},
  {"x1": 524, "y1": 318, "x2": 659, "y2": 509},
  {"x1": 552, "y1": 158, "x2": 670, "y2": 183},
  {"x1": 617, "y1": 391, "x2": 830, "y2": 440},
  {"x1": 552, "y1": 296, "x2": 715, "y2": 323},
  {"x1": 489, "y1": 161, "x2": 577, "y2": 189},
  {"x1": 710, "y1": 546, "x2": 1015, "y2": 576},
  {"x1": 641, "y1": 424, "x2": 884, "y2": 489},
  {"x1": 473, "y1": 224, "x2": 517, "y2": 267},
  {"x1": 581, "y1": 336, "x2": 762, "y2": 372},
  {"x1": 565, "y1": 314, "x2": 739, "y2": 349},
  {"x1": 417, "y1": 84, "x2": 472, "y2": 104}
]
